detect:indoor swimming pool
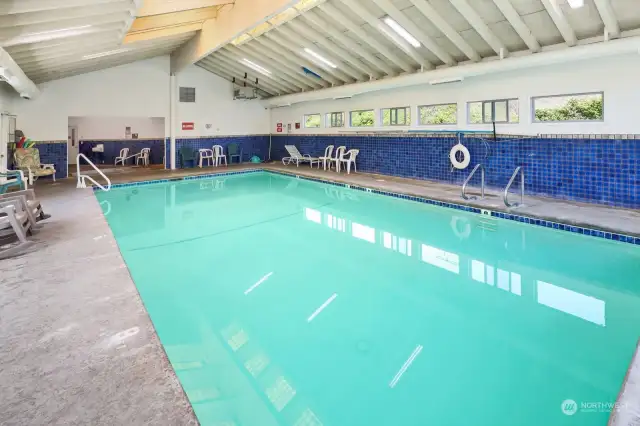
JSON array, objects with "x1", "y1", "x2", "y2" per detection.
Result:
[{"x1": 96, "y1": 171, "x2": 640, "y2": 426}]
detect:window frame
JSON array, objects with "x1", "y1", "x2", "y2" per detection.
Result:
[
  {"x1": 381, "y1": 106, "x2": 411, "y2": 126},
  {"x1": 467, "y1": 98, "x2": 519, "y2": 124},
  {"x1": 326, "y1": 111, "x2": 345, "y2": 128},
  {"x1": 303, "y1": 113, "x2": 322, "y2": 128},
  {"x1": 349, "y1": 109, "x2": 375, "y2": 127},
  {"x1": 531, "y1": 91, "x2": 604, "y2": 123},
  {"x1": 418, "y1": 103, "x2": 458, "y2": 126}
]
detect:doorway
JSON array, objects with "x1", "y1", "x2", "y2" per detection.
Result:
[{"x1": 68, "y1": 125, "x2": 78, "y2": 165}]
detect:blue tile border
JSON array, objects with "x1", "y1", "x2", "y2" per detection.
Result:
[{"x1": 92, "y1": 168, "x2": 640, "y2": 246}]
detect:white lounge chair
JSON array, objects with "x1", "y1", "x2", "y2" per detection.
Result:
[
  {"x1": 318, "y1": 145, "x2": 334, "y2": 170},
  {"x1": 213, "y1": 145, "x2": 227, "y2": 167},
  {"x1": 0, "y1": 189, "x2": 48, "y2": 223},
  {"x1": 115, "y1": 148, "x2": 130, "y2": 166},
  {"x1": 135, "y1": 148, "x2": 151, "y2": 166},
  {"x1": 340, "y1": 149, "x2": 360, "y2": 174},
  {"x1": 0, "y1": 199, "x2": 35, "y2": 260},
  {"x1": 282, "y1": 145, "x2": 320, "y2": 167},
  {"x1": 328, "y1": 146, "x2": 346, "y2": 172},
  {"x1": 14, "y1": 148, "x2": 56, "y2": 185}
]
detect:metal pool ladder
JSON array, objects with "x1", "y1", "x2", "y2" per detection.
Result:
[
  {"x1": 504, "y1": 166, "x2": 524, "y2": 208},
  {"x1": 462, "y1": 164, "x2": 485, "y2": 200},
  {"x1": 76, "y1": 154, "x2": 111, "y2": 191}
]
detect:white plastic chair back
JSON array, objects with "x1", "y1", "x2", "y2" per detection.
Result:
[
  {"x1": 323, "y1": 145, "x2": 334, "y2": 158},
  {"x1": 213, "y1": 145, "x2": 224, "y2": 157},
  {"x1": 285, "y1": 145, "x2": 303, "y2": 159},
  {"x1": 345, "y1": 149, "x2": 359, "y2": 161},
  {"x1": 334, "y1": 146, "x2": 346, "y2": 160},
  {"x1": 120, "y1": 148, "x2": 129, "y2": 158}
]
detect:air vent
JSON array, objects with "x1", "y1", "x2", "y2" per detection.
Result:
[{"x1": 179, "y1": 87, "x2": 196, "y2": 103}]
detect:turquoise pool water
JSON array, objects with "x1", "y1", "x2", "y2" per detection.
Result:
[{"x1": 96, "y1": 172, "x2": 640, "y2": 426}]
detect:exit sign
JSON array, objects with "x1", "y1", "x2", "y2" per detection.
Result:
[{"x1": 182, "y1": 122, "x2": 195, "y2": 130}]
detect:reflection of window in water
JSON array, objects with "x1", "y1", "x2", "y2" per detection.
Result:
[
  {"x1": 327, "y1": 214, "x2": 346, "y2": 232},
  {"x1": 245, "y1": 353, "x2": 270, "y2": 377},
  {"x1": 352, "y1": 222, "x2": 375, "y2": 243},
  {"x1": 421, "y1": 244, "x2": 459, "y2": 274},
  {"x1": 382, "y1": 231, "x2": 412, "y2": 257},
  {"x1": 186, "y1": 387, "x2": 222, "y2": 403},
  {"x1": 294, "y1": 408, "x2": 324, "y2": 426},
  {"x1": 537, "y1": 281, "x2": 605, "y2": 326},
  {"x1": 304, "y1": 208, "x2": 322, "y2": 224},
  {"x1": 227, "y1": 329, "x2": 249, "y2": 351},
  {"x1": 471, "y1": 260, "x2": 521, "y2": 295},
  {"x1": 266, "y1": 376, "x2": 296, "y2": 412}
]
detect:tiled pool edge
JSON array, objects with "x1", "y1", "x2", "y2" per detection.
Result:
[{"x1": 92, "y1": 168, "x2": 640, "y2": 246}]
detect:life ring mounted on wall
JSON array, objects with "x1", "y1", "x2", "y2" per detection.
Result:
[{"x1": 449, "y1": 143, "x2": 471, "y2": 170}]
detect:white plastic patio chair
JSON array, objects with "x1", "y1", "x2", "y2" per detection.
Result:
[
  {"x1": 213, "y1": 145, "x2": 227, "y2": 166},
  {"x1": 328, "y1": 146, "x2": 346, "y2": 172},
  {"x1": 0, "y1": 199, "x2": 35, "y2": 260},
  {"x1": 136, "y1": 148, "x2": 151, "y2": 166},
  {"x1": 318, "y1": 145, "x2": 334, "y2": 170},
  {"x1": 340, "y1": 149, "x2": 360, "y2": 174},
  {"x1": 282, "y1": 145, "x2": 320, "y2": 167},
  {"x1": 115, "y1": 148, "x2": 130, "y2": 166},
  {"x1": 0, "y1": 189, "x2": 47, "y2": 223},
  {"x1": 199, "y1": 148, "x2": 214, "y2": 168}
]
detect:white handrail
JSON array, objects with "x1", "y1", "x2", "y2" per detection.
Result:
[{"x1": 76, "y1": 154, "x2": 111, "y2": 191}]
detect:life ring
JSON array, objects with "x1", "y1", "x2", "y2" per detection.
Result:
[
  {"x1": 450, "y1": 216, "x2": 471, "y2": 239},
  {"x1": 449, "y1": 144, "x2": 470, "y2": 170}
]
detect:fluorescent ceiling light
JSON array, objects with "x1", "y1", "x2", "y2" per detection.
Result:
[
  {"x1": 83, "y1": 48, "x2": 131, "y2": 60},
  {"x1": 239, "y1": 58, "x2": 271, "y2": 76},
  {"x1": 567, "y1": 0, "x2": 584, "y2": 8},
  {"x1": 429, "y1": 77, "x2": 464, "y2": 85},
  {"x1": 304, "y1": 48, "x2": 337, "y2": 69},
  {"x1": 383, "y1": 17, "x2": 420, "y2": 48}
]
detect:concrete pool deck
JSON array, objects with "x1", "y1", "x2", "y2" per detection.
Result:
[{"x1": 1, "y1": 163, "x2": 638, "y2": 425}]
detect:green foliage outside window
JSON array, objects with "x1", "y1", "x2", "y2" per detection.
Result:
[
  {"x1": 305, "y1": 114, "x2": 321, "y2": 128},
  {"x1": 419, "y1": 104, "x2": 457, "y2": 125},
  {"x1": 534, "y1": 95, "x2": 603, "y2": 122},
  {"x1": 350, "y1": 110, "x2": 374, "y2": 127}
]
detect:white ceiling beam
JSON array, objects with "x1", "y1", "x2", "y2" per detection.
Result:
[
  {"x1": 263, "y1": 32, "x2": 345, "y2": 85},
  {"x1": 302, "y1": 10, "x2": 397, "y2": 77},
  {"x1": 199, "y1": 58, "x2": 279, "y2": 96},
  {"x1": 218, "y1": 47, "x2": 303, "y2": 93},
  {"x1": 0, "y1": 0, "x2": 130, "y2": 15},
  {"x1": 491, "y1": 0, "x2": 541, "y2": 52},
  {"x1": 339, "y1": 0, "x2": 434, "y2": 69},
  {"x1": 196, "y1": 62, "x2": 274, "y2": 98},
  {"x1": 0, "y1": 1, "x2": 133, "y2": 29},
  {"x1": 214, "y1": 51, "x2": 297, "y2": 94},
  {"x1": 449, "y1": 0, "x2": 507, "y2": 57},
  {"x1": 593, "y1": 0, "x2": 620, "y2": 39},
  {"x1": 539, "y1": 0, "x2": 577, "y2": 46},
  {"x1": 369, "y1": 0, "x2": 454, "y2": 65},
  {"x1": 249, "y1": 38, "x2": 331, "y2": 88},
  {"x1": 318, "y1": 3, "x2": 413, "y2": 73},
  {"x1": 8, "y1": 34, "x2": 122, "y2": 61},
  {"x1": 3, "y1": 26, "x2": 122, "y2": 53},
  {"x1": 201, "y1": 56, "x2": 286, "y2": 95},
  {"x1": 0, "y1": 13, "x2": 131, "y2": 47},
  {"x1": 274, "y1": 26, "x2": 362, "y2": 82},
  {"x1": 407, "y1": 0, "x2": 480, "y2": 62},
  {"x1": 15, "y1": 41, "x2": 121, "y2": 66},
  {"x1": 287, "y1": 19, "x2": 381, "y2": 79},
  {"x1": 235, "y1": 44, "x2": 320, "y2": 90},
  {"x1": 224, "y1": 45, "x2": 310, "y2": 91}
]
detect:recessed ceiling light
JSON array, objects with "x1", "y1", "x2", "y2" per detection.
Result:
[
  {"x1": 383, "y1": 17, "x2": 420, "y2": 48},
  {"x1": 303, "y1": 48, "x2": 337, "y2": 69},
  {"x1": 239, "y1": 58, "x2": 272, "y2": 76},
  {"x1": 567, "y1": 0, "x2": 584, "y2": 8},
  {"x1": 83, "y1": 48, "x2": 131, "y2": 60}
]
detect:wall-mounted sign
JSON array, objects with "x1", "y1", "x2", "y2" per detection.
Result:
[
  {"x1": 295, "y1": 122, "x2": 301, "y2": 130},
  {"x1": 182, "y1": 122, "x2": 195, "y2": 131},
  {"x1": 277, "y1": 122, "x2": 283, "y2": 133}
]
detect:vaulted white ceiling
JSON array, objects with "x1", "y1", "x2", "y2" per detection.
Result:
[{"x1": 197, "y1": 0, "x2": 640, "y2": 98}]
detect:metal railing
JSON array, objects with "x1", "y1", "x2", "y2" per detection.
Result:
[
  {"x1": 504, "y1": 166, "x2": 524, "y2": 208},
  {"x1": 76, "y1": 154, "x2": 111, "y2": 191},
  {"x1": 461, "y1": 164, "x2": 485, "y2": 200}
]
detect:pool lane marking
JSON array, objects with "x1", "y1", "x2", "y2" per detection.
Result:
[
  {"x1": 244, "y1": 272, "x2": 273, "y2": 295},
  {"x1": 307, "y1": 293, "x2": 338, "y2": 322},
  {"x1": 389, "y1": 345, "x2": 423, "y2": 388}
]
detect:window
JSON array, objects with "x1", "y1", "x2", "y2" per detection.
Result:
[
  {"x1": 350, "y1": 110, "x2": 374, "y2": 127},
  {"x1": 179, "y1": 87, "x2": 196, "y2": 103},
  {"x1": 419, "y1": 103, "x2": 457, "y2": 125},
  {"x1": 381, "y1": 107, "x2": 411, "y2": 126},
  {"x1": 304, "y1": 113, "x2": 321, "y2": 128},
  {"x1": 326, "y1": 112, "x2": 345, "y2": 128},
  {"x1": 468, "y1": 99, "x2": 519, "y2": 124},
  {"x1": 533, "y1": 92, "x2": 603, "y2": 122}
]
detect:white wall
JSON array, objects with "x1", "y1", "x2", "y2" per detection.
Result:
[
  {"x1": 270, "y1": 55, "x2": 640, "y2": 135},
  {"x1": 6, "y1": 55, "x2": 270, "y2": 141},
  {"x1": 69, "y1": 116, "x2": 165, "y2": 139}
]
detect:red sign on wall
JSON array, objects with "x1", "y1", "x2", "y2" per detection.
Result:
[
  {"x1": 182, "y1": 122, "x2": 195, "y2": 131},
  {"x1": 276, "y1": 122, "x2": 283, "y2": 133}
]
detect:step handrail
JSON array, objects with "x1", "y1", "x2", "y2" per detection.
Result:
[
  {"x1": 504, "y1": 166, "x2": 524, "y2": 208},
  {"x1": 76, "y1": 154, "x2": 111, "y2": 191},
  {"x1": 461, "y1": 164, "x2": 485, "y2": 200}
]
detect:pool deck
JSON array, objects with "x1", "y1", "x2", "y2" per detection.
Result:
[{"x1": 1, "y1": 163, "x2": 638, "y2": 425}]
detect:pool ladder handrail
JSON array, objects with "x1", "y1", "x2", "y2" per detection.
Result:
[
  {"x1": 504, "y1": 166, "x2": 524, "y2": 208},
  {"x1": 76, "y1": 154, "x2": 111, "y2": 191},
  {"x1": 461, "y1": 164, "x2": 485, "y2": 200}
]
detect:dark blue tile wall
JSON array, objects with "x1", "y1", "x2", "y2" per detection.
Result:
[
  {"x1": 271, "y1": 135, "x2": 640, "y2": 209},
  {"x1": 80, "y1": 140, "x2": 165, "y2": 165},
  {"x1": 36, "y1": 142, "x2": 68, "y2": 179},
  {"x1": 164, "y1": 136, "x2": 270, "y2": 169}
]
